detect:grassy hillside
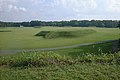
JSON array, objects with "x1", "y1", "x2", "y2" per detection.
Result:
[
  {"x1": 35, "y1": 29, "x2": 96, "y2": 39},
  {"x1": 0, "y1": 27, "x2": 119, "y2": 50}
]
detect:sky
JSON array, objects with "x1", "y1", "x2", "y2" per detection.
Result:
[{"x1": 0, "y1": 0, "x2": 120, "y2": 22}]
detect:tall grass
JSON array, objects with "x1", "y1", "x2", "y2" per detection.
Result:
[
  {"x1": 0, "y1": 41, "x2": 119, "y2": 67},
  {"x1": 0, "y1": 41, "x2": 120, "y2": 80},
  {"x1": 0, "y1": 51, "x2": 120, "y2": 67}
]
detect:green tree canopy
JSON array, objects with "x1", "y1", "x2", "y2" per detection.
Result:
[{"x1": 117, "y1": 21, "x2": 120, "y2": 29}]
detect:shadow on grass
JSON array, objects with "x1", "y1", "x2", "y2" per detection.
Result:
[
  {"x1": 66, "y1": 41, "x2": 117, "y2": 58},
  {"x1": 0, "y1": 30, "x2": 11, "y2": 32}
]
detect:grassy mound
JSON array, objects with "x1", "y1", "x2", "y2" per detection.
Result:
[{"x1": 35, "y1": 29, "x2": 96, "y2": 39}]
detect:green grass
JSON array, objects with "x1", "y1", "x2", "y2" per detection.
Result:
[
  {"x1": 0, "y1": 27, "x2": 119, "y2": 80},
  {"x1": 0, "y1": 41, "x2": 119, "y2": 67},
  {"x1": 0, "y1": 27, "x2": 119, "y2": 50},
  {"x1": 0, "y1": 41, "x2": 120, "y2": 80},
  {"x1": 0, "y1": 64, "x2": 120, "y2": 80}
]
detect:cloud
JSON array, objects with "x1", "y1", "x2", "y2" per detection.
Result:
[
  {"x1": 107, "y1": 0, "x2": 120, "y2": 13},
  {"x1": 0, "y1": 0, "x2": 26, "y2": 12},
  {"x1": 19, "y1": 7, "x2": 26, "y2": 12},
  {"x1": 54, "y1": 0, "x2": 97, "y2": 12},
  {"x1": 8, "y1": 5, "x2": 18, "y2": 11},
  {"x1": 30, "y1": 0, "x2": 45, "y2": 5},
  {"x1": 0, "y1": 0, "x2": 17, "y2": 9},
  {"x1": 8, "y1": 4, "x2": 26, "y2": 12},
  {"x1": 30, "y1": 0, "x2": 97, "y2": 11},
  {"x1": 0, "y1": 0, "x2": 120, "y2": 21}
]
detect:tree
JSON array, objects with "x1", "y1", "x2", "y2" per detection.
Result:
[
  {"x1": 118, "y1": 21, "x2": 120, "y2": 51},
  {"x1": 22, "y1": 22, "x2": 31, "y2": 27},
  {"x1": 117, "y1": 21, "x2": 120, "y2": 29}
]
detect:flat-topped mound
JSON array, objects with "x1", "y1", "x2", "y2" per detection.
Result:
[{"x1": 35, "y1": 29, "x2": 96, "y2": 39}]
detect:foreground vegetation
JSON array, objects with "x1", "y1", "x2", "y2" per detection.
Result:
[
  {"x1": 0, "y1": 42, "x2": 120, "y2": 80},
  {"x1": 0, "y1": 27, "x2": 119, "y2": 50},
  {"x1": 1, "y1": 63, "x2": 120, "y2": 80}
]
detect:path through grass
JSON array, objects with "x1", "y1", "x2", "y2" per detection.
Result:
[{"x1": 0, "y1": 42, "x2": 120, "y2": 80}]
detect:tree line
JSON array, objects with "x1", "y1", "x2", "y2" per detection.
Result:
[{"x1": 0, "y1": 20, "x2": 119, "y2": 28}]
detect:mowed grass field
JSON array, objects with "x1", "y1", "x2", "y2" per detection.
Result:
[{"x1": 0, "y1": 27, "x2": 119, "y2": 50}]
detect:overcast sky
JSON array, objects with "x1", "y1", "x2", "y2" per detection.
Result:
[{"x1": 0, "y1": 0, "x2": 120, "y2": 22}]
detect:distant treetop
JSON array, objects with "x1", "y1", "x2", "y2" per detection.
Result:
[{"x1": 0, "y1": 20, "x2": 119, "y2": 28}]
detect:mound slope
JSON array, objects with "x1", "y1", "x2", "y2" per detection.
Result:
[{"x1": 35, "y1": 29, "x2": 96, "y2": 39}]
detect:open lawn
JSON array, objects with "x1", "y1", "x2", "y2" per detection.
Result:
[{"x1": 0, "y1": 27, "x2": 119, "y2": 50}]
